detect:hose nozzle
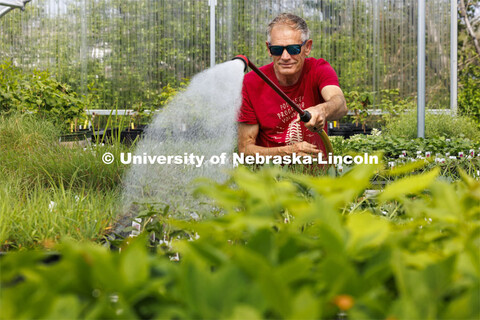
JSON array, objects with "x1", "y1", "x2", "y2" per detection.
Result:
[{"x1": 232, "y1": 55, "x2": 249, "y2": 72}]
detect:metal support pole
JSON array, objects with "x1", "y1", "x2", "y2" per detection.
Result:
[
  {"x1": 373, "y1": 0, "x2": 378, "y2": 107},
  {"x1": 417, "y1": 0, "x2": 426, "y2": 138},
  {"x1": 450, "y1": 0, "x2": 458, "y2": 115},
  {"x1": 80, "y1": 0, "x2": 87, "y2": 97},
  {"x1": 209, "y1": 0, "x2": 217, "y2": 67}
]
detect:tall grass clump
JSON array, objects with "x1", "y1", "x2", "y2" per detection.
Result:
[
  {"x1": 382, "y1": 109, "x2": 480, "y2": 141},
  {"x1": 0, "y1": 173, "x2": 119, "y2": 250},
  {"x1": 0, "y1": 113, "x2": 127, "y2": 191},
  {"x1": 0, "y1": 113, "x2": 130, "y2": 250}
]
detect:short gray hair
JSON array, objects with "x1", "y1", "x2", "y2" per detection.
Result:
[{"x1": 267, "y1": 13, "x2": 310, "y2": 43}]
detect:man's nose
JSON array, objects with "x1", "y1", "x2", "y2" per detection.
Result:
[{"x1": 280, "y1": 48, "x2": 291, "y2": 60}]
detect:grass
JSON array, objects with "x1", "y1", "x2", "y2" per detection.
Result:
[
  {"x1": 0, "y1": 174, "x2": 120, "y2": 250},
  {"x1": 383, "y1": 109, "x2": 480, "y2": 141},
  {"x1": 0, "y1": 113, "x2": 128, "y2": 191},
  {"x1": 0, "y1": 113, "x2": 131, "y2": 250}
]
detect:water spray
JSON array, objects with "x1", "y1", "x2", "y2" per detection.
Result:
[{"x1": 233, "y1": 55, "x2": 333, "y2": 155}]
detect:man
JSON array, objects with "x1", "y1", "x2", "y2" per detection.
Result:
[{"x1": 237, "y1": 13, "x2": 347, "y2": 157}]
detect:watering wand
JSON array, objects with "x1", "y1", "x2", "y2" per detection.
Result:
[{"x1": 232, "y1": 55, "x2": 333, "y2": 156}]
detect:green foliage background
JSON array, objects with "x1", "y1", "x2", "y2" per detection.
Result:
[{"x1": 0, "y1": 61, "x2": 86, "y2": 131}]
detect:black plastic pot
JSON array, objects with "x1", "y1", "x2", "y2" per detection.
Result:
[
  {"x1": 92, "y1": 128, "x2": 121, "y2": 144},
  {"x1": 92, "y1": 129, "x2": 106, "y2": 144},
  {"x1": 59, "y1": 130, "x2": 92, "y2": 142},
  {"x1": 121, "y1": 128, "x2": 144, "y2": 145},
  {"x1": 328, "y1": 123, "x2": 372, "y2": 139}
]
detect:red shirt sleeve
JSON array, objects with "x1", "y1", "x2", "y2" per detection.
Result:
[
  {"x1": 317, "y1": 60, "x2": 340, "y2": 92},
  {"x1": 237, "y1": 77, "x2": 258, "y2": 124}
]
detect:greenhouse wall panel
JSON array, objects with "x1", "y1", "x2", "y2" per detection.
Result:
[{"x1": 0, "y1": 0, "x2": 452, "y2": 109}]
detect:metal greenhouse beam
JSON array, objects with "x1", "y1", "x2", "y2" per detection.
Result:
[
  {"x1": 209, "y1": 0, "x2": 217, "y2": 67},
  {"x1": 0, "y1": 6, "x2": 15, "y2": 18},
  {"x1": 0, "y1": 0, "x2": 30, "y2": 19},
  {"x1": 451, "y1": 0, "x2": 458, "y2": 115},
  {"x1": 417, "y1": 0, "x2": 426, "y2": 138},
  {"x1": 0, "y1": 0, "x2": 24, "y2": 7}
]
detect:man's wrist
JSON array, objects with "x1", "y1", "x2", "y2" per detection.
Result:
[
  {"x1": 279, "y1": 145, "x2": 293, "y2": 156},
  {"x1": 315, "y1": 103, "x2": 330, "y2": 120},
  {"x1": 322, "y1": 95, "x2": 347, "y2": 121}
]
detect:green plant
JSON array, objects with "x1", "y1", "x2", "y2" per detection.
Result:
[
  {"x1": 343, "y1": 89, "x2": 415, "y2": 129},
  {"x1": 156, "y1": 80, "x2": 189, "y2": 108},
  {"x1": 458, "y1": 61, "x2": 480, "y2": 126},
  {"x1": 344, "y1": 90, "x2": 373, "y2": 128},
  {"x1": 1, "y1": 165, "x2": 479, "y2": 319},
  {"x1": 0, "y1": 61, "x2": 87, "y2": 133},
  {"x1": 457, "y1": 0, "x2": 480, "y2": 127},
  {"x1": 128, "y1": 102, "x2": 153, "y2": 128},
  {"x1": 376, "y1": 89, "x2": 415, "y2": 123},
  {"x1": 336, "y1": 133, "x2": 480, "y2": 159},
  {"x1": 383, "y1": 108, "x2": 480, "y2": 141}
]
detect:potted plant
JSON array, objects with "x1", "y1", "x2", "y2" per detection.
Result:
[
  {"x1": 120, "y1": 103, "x2": 149, "y2": 145},
  {"x1": 329, "y1": 91, "x2": 373, "y2": 138},
  {"x1": 59, "y1": 116, "x2": 92, "y2": 143}
]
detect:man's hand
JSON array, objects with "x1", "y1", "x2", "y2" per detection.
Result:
[
  {"x1": 295, "y1": 86, "x2": 348, "y2": 133},
  {"x1": 238, "y1": 123, "x2": 322, "y2": 157},
  {"x1": 288, "y1": 141, "x2": 321, "y2": 157},
  {"x1": 295, "y1": 104, "x2": 327, "y2": 132}
]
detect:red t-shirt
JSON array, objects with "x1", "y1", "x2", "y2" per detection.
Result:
[{"x1": 237, "y1": 57, "x2": 340, "y2": 154}]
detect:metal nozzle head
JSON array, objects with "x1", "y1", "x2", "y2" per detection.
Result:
[{"x1": 232, "y1": 55, "x2": 249, "y2": 72}]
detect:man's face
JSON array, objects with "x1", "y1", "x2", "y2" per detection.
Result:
[{"x1": 267, "y1": 24, "x2": 312, "y2": 80}]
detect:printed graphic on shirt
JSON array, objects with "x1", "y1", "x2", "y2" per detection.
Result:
[
  {"x1": 276, "y1": 101, "x2": 297, "y2": 124},
  {"x1": 285, "y1": 121, "x2": 303, "y2": 145},
  {"x1": 274, "y1": 96, "x2": 304, "y2": 144}
]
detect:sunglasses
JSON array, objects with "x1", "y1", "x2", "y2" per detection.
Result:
[{"x1": 268, "y1": 40, "x2": 308, "y2": 56}]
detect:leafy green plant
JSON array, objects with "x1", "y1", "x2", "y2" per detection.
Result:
[
  {"x1": 343, "y1": 89, "x2": 415, "y2": 129},
  {"x1": 332, "y1": 132, "x2": 480, "y2": 182},
  {"x1": 0, "y1": 61, "x2": 87, "y2": 133},
  {"x1": 128, "y1": 102, "x2": 153, "y2": 128},
  {"x1": 344, "y1": 90, "x2": 373, "y2": 128},
  {"x1": 376, "y1": 89, "x2": 415, "y2": 123},
  {"x1": 458, "y1": 60, "x2": 480, "y2": 126},
  {"x1": 1, "y1": 165, "x2": 479, "y2": 319},
  {"x1": 457, "y1": 1, "x2": 480, "y2": 127},
  {"x1": 336, "y1": 133, "x2": 479, "y2": 158},
  {"x1": 156, "y1": 80, "x2": 189, "y2": 108}
]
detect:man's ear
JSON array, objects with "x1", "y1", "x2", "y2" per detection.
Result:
[
  {"x1": 305, "y1": 39, "x2": 313, "y2": 56},
  {"x1": 266, "y1": 41, "x2": 272, "y2": 57}
]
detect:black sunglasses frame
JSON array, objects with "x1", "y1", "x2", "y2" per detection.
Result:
[{"x1": 267, "y1": 40, "x2": 308, "y2": 56}]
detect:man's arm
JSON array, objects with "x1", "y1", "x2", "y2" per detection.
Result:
[
  {"x1": 238, "y1": 122, "x2": 320, "y2": 156},
  {"x1": 298, "y1": 85, "x2": 348, "y2": 131}
]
